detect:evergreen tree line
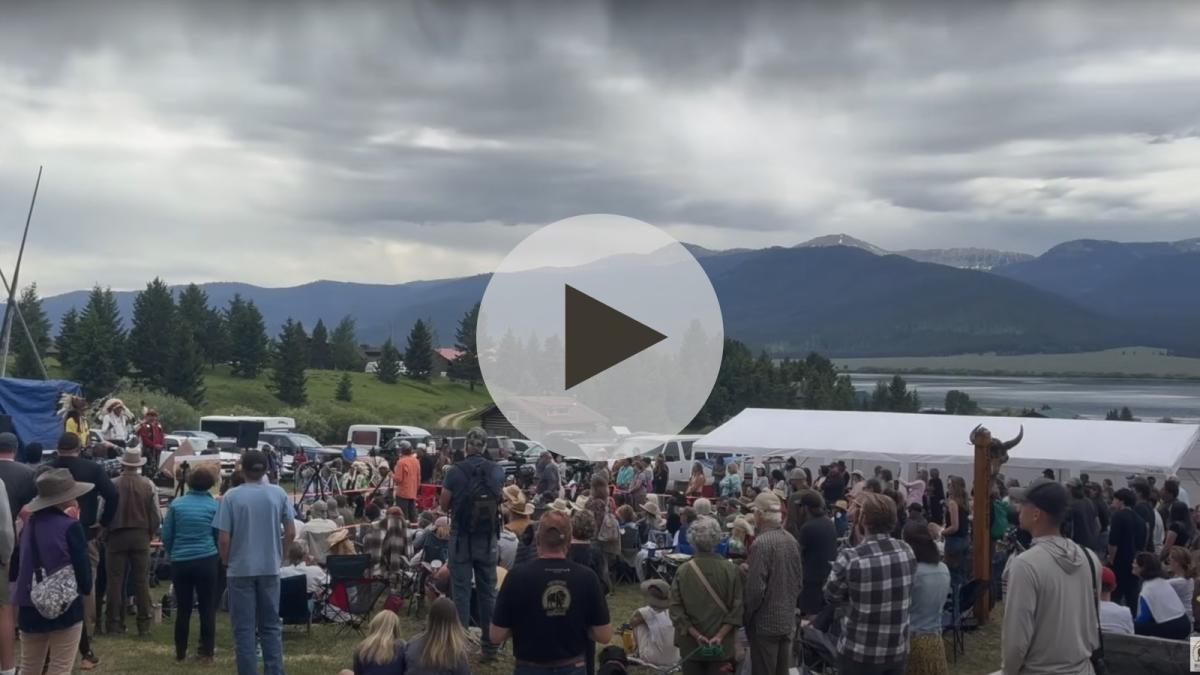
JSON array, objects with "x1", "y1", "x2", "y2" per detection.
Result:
[{"x1": 28, "y1": 279, "x2": 484, "y2": 409}]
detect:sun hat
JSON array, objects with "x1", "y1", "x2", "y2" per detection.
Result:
[
  {"x1": 28, "y1": 468, "x2": 94, "y2": 512},
  {"x1": 728, "y1": 515, "x2": 755, "y2": 537},
  {"x1": 640, "y1": 579, "x2": 671, "y2": 609},
  {"x1": 327, "y1": 529, "x2": 350, "y2": 547},
  {"x1": 549, "y1": 498, "x2": 574, "y2": 513},
  {"x1": 753, "y1": 491, "x2": 782, "y2": 515},
  {"x1": 119, "y1": 447, "x2": 147, "y2": 468},
  {"x1": 639, "y1": 500, "x2": 662, "y2": 519},
  {"x1": 502, "y1": 485, "x2": 525, "y2": 505},
  {"x1": 834, "y1": 499, "x2": 850, "y2": 512},
  {"x1": 574, "y1": 495, "x2": 590, "y2": 512},
  {"x1": 510, "y1": 501, "x2": 535, "y2": 517}
]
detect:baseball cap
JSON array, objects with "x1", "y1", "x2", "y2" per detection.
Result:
[
  {"x1": 0, "y1": 432, "x2": 16, "y2": 452},
  {"x1": 788, "y1": 468, "x2": 806, "y2": 481},
  {"x1": 1010, "y1": 478, "x2": 1069, "y2": 519},
  {"x1": 241, "y1": 450, "x2": 268, "y2": 473},
  {"x1": 1101, "y1": 566, "x2": 1116, "y2": 590},
  {"x1": 753, "y1": 491, "x2": 782, "y2": 514}
]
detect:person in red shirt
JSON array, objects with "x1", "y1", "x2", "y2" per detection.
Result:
[
  {"x1": 136, "y1": 409, "x2": 165, "y2": 474},
  {"x1": 392, "y1": 441, "x2": 421, "y2": 521}
]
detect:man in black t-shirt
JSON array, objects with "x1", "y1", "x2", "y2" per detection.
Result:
[
  {"x1": 1064, "y1": 481, "x2": 1098, "y2": 550},
  {"x1": 491, "y1": 510, "x2": 612, "y2": 673},
  {"x1": 1129, "y1": 480, "x2": 1157, "y2": 552},
  {"x1": 821, "y1": 465, "x2": 846, "y2": 507},
  {"x1": 1107, "y1": 488, "x2": 1144, "y2": 611}
]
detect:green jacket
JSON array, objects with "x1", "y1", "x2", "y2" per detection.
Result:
[{"x1": 669, "y1": 552, "x2": 744, "y2": 662}]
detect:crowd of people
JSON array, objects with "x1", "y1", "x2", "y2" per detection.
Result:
[{"x1": 4, "y1": 405, "x2": 1200, "y2": 675}]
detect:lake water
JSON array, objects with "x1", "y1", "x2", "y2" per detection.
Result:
[{"x1": 848, "y1": 372, "x2": 1200, "y2": 423}]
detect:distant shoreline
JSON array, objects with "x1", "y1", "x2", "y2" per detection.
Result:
[{"x1": 830, "y1": 347, "x2": 1200, "y2": 380}]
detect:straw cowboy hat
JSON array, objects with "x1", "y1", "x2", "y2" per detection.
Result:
[
  {"x1": 509, "y1": 501, "x2": 535, "y2": 517},
  {"x1": 326, "y1": 528, "x2": 350, "y2": 548},
  {"x1": 119, "y1": 447, "x2": 147, "y2": 468},
  {"x1": 502, "y1": 485, "x2": 525, "y2": 505},
  {"x1": 573, "y1": 495, "x2": 590, "y2": 512},
  {"x1": 640, "y1": 579, "x2": 671, "y2": 610},
  {"x1": 639, "y1": 500, "x2": 662, "y2": 519},
  {"x1": 549, "y1": 498, "x2": 574, "y2": 514},
  {"x1": 29, "y1": 468, "x2": 94, "y2": 512},
  {"x1": 728, "y1": 516, "x2": 755, "y2": 537}
]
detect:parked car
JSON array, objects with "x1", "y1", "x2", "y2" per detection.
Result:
[
  {"x1": 346, "y1": 424, "x2": 431, "y2": 454},
  {"x1": 444, "y1": 435, "x2": 513, "y2": 460},
  {"x1": 259, "y1": 431, "x2": 342, "y2": 479}
]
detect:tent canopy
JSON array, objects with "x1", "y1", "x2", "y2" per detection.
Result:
[
  {"x1": 695, "y1": 408, "x2": 1200, "y2": 475},
  {"x1": 0, "y1": 378, "x2": 83, "y2": 449}
]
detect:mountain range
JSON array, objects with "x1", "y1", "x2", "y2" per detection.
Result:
[{"x1": 39, "y1": 234, "x2": 1200, "y2": 358}]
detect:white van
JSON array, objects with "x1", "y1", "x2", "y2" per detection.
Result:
[
  {"x1": 613, "y1": 434, "x2": 746, "y2": 489},
  {"x1": 346, "y1": 424, "x2": 432, "y2": 452}
]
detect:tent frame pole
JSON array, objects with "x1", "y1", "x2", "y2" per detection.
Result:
[{"x1": 0, "y1": 166, "x2": 41, "y2": 377}]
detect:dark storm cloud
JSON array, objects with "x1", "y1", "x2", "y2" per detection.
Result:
[{"x1": 1, "y1": 0, "x2": 1199, "y2": 293}]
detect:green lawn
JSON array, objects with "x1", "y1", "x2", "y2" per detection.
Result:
[
  {"x1": 89, "y1": 585, "x2": 1002, "y2": 674},
  {"x1": 202, "y1": 365, "x2": 492, "y2": 430}
]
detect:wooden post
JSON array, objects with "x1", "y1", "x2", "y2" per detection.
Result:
[{"x1": 972, "y1": 440, "x2": 992, "y2": 622}]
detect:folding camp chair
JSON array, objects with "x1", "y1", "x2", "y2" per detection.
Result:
[
  {"x1": 279, "y1": 574, "x2": 312, "y2": 634},
  {"x1": 323, "y1": 554, "x2": 387, "y2": 636},
  {"x1": 942, "y1": 579, "x2": 988, "y2": 661}
]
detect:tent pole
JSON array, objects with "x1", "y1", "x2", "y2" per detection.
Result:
[
  {"x1": 0, "y1": 266, "x2": 48, "y2": 379},
  {"x1": 972, "y1": 439, "x2": 992, "y2": 623},
  {"x1": 0, "y1": 166, "x2": 41, "y2": 377}
]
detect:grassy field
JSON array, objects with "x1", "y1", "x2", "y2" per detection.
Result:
[
  {"x1": 88, "y1": 585, "x2": 1003, "y2": 674},
  {"x1": 202, "y1": 365, "x2": 492, "y2": 429},
  {"x1": 834, "y1": 346, "x2": 1200, "y2": 379}
]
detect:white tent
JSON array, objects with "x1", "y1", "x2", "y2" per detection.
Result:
[{"x1": 695, "y1": 408, "x2": 1200, "y2": 475}]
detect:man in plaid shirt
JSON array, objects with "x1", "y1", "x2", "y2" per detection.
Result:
[{"x1": 824, "y1": 492, "x2": 917, "y2": 675}]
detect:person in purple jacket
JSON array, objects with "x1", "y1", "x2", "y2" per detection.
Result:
[{"x1": 13, "y1": 468, "x2": 94, "y2": 675}]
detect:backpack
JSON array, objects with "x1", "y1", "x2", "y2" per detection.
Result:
[
  {"x1": 597, "y1": 511, "x2": 621, "y2": 544},
  {"x1": 456, "y1": 458, "x2": 500, "y2": 536}
]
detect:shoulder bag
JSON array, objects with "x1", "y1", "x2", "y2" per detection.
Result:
[{"x1": 29, "y1": 524, "x2": 80, "y2": 621}]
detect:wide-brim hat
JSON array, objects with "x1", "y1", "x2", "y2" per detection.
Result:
[
  {"x1": 327, "y1": 529, "x2": 350, "y2": 547},
  {"x1": 29, "y1": 468, "x2": 94, "y2": 512},
  {"x1": 510, "y1": 501, "x2": 535, "y2": 517},
  {"x1": 549, "y1": 498, "x2": 574, "y2": 513},
  {"x1": 640, "y1": 579, "x2": 671, "y2": 609},
  {"x1": 728, "y1": 516, "x2": 755, "y2": 537},
  {"x1": 119, "y1": 447, "x2": 147, "y2": 467},
  {"x1": 573, "y1": 495, "x2": 590, "y2": 512},
  {"x1": 502, "y1": 485, "x2": 525, "y2": 505},
  {"x1": 639, "y1": 500, "x2": 662, "y2": 518}
]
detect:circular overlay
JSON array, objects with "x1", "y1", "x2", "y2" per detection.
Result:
[{"x1": 478, "y1": 214, "x2": 724, "y2": 462}]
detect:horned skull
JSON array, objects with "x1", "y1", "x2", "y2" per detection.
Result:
[{"x1": 970, "y1": 424, "x2": 1024, "y2": 475}]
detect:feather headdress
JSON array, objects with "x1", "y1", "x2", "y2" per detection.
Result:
[
  {"x1": 56, "y1": 393, "x2": 87, "y2": 418},
  {"x1": 98, "y1": 398, "x2": 134, "y2": 422}
]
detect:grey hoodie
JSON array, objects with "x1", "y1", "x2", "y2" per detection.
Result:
[{"x1": 1002, "y1": 535, "x2": 1100, "y2": 675}]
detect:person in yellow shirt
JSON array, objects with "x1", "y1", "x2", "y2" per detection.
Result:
[{"x1": 59, "y1": 394, "x2": 90, "y2": 443}]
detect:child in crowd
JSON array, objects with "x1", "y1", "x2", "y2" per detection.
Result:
[
  {"x1": 403, "y1": 597, "x2": 471, "y2": 675},
  {"x1": 422, "y1": 516, "x2": 450, "y2": 565},
  {"x1": 1099, "y1": 567, "x2": 1134, "y2": 635},
  {"x1": 628, "y1": 580, "x2": 679, "y2": 669},
  {"x1": 337, "y1": 610, "x2": 404, "y2": 675},
  {"x1": 336, "y1": 494, "x2": 356, "y2": 526}
]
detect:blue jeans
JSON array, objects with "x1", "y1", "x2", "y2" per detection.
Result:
[
  {"x1": 227, "y1": 575, "x2": 285, "y2": 675},
  {"x1": 449, "y1": 532, "x2": 497, "y2": 653},
  {"x1": 514, "y1": 667, "x2": 585, "y2": 675}
]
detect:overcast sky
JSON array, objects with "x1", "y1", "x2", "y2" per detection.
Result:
[{"x1": 2, "y1": 0, "x2": 1199, "y2": 295}]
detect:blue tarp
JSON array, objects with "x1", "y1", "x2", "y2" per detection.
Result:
[{"x1": 0, "y1": 378, "x2": 82, "y2": 448}]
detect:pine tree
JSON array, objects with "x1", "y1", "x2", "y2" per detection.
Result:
[
  {"x1": 268, "y1": 318, "x2": 308, "y2": 406},
  {"x1": 69, "y1": 286, "x2": 128, "y2": 397},
  {"x1": 55, "y1": 308, "x2": 80, "y2": 372},
  {"x1": 226, "y1": 295, "x2": 269, "y2": 378},
  {"x1": 11, "y1": 284, "x2": 51, "y2": 378},
  {"x1": 177, "y1": 283, "x2": 228, "y2": 368},
  {"x1": 403, "y1": 319, "x2": 434, "y2": 381},
  {"x1": 330, "y1": 315, "x2": 362, "y2": 371},
  {"x1": 164, "y1": 321, "x2": 207, "y2": 406},
  {"x1": 376, "y1": 338, "x2": 401, "y2": 384},
  {"x1": 335, "y1": 372, "x2": 353, "y2": 402},
  {"x1": 128, "y1": 278, "x2": 176, "y2": 388},
  {"x1": 309, "y1": 318, "x2": 332, "y2": 370},
  {"x1": 447, "y1": 303, "x2": 481, "y2": 390}
]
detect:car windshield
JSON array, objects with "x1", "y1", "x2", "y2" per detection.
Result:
[{"x1": 288, "y1": 434, "x2": 322, "y2": 448}]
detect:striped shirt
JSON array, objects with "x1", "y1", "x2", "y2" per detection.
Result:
[{"x1": 823, "y1": 533, "x2": 917, "y2": 664}]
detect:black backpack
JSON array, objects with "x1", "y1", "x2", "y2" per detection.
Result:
[{"x1": 456, "y1": 458, "x2": 500, "y2": 535}]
